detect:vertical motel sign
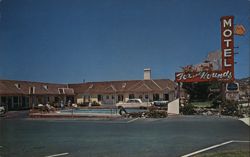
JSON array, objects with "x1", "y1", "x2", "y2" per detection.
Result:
[
  {"x1": 175, "y1": 16, "x2": 235, "y2": 83},
  {"x1": 221, "y1": 16, "x2": 234, "y2": 81}
]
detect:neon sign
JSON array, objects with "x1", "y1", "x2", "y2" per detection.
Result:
[
  {"x1": 221, "y1": 16, "x2": 234, "y2": 80},
  {"x1": 175, "y1": 16, "x2": 235, "y2": 83}
]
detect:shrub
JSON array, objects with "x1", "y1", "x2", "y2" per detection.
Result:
[
  {"x1": 91, "y1": 101, "x2": 101, "y2": 106},
  {"x1": 211, "y1": 95, "x2": 222, "y2": 108},
  {"x1": 180, "y1": 104, "x2": 195, "y2": 115},
  {"x1": 221, "y1": 100, "x2": 242, "y2": 117}
]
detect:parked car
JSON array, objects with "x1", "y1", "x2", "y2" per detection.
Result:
[
  {"x1": 116, "y1": 99, "x2": 151, "y2": 109},
  {"x1": 152, "y1": 100, "x2": 168, "y2": 107},
  {"x1": 0, "y1": 106, "x2": 6, "y2": 116}
]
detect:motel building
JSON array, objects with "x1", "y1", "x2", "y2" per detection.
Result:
[
  {"x1": 68, "y1": 69, "x2": 176, "y2": 105},
  {"x1": 0, "y1": 69, "x2": 176, "y2": 110},
  {"x1": 0, "y1": 80, "x2": 74, "y2": 110}
]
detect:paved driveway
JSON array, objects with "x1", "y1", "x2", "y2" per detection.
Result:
[{"x1": 0, "y1": 116, "x2": 249, "y2": 157}]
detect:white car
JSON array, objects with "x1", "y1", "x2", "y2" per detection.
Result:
[
  {"x1": 0, "y1": 106, "x2": 6, "y2": 115},
  {"x1": 116, "y1": 99, "x2": 151, "y2": 109},
  {"x1": 152, "y1": 100, "x2": 168, "y2": 107}
]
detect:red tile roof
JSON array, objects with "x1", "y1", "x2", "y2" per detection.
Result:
[
  {"x1": 68, "y1": 79, "x2": 176, "y2": 94},
  {"x1": 0, "y1": 80, "x2": 74, "y2": 95},
  {"x1": 0, "y1": 79, "x2": 176, "y2": 96}
]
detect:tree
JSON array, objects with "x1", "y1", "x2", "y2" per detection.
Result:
[{"x1": 182, "y1": 82, "x2": 221, "y2": 102}]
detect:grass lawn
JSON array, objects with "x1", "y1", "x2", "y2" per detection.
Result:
[
  {"x1": 191, "y1": 101, "x2": 213, "y2": 108},
  {"x1": 194, "y1": 150, "x2": 250, "y2": 157}
]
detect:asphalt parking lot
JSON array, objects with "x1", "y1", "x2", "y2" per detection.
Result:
[{"x1": 0, "y1": 115, "x2": 249, "y2": 157}]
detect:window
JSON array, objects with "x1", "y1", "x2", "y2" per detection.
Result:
[
  {"x1": 134, "y1": 100, "x2": 140, "y2": 103},
  {"x1": 1, "y1": 96, "x2": 6, "y2": 104},
  {"x1": 13, "y1": 96, "x2": 18, "y2": 103},
  {"x1": 164, "y1": 94, "x2": 169, "y2": 101},
  {"x1": 127, "y1": 100, "x2": 133, "y2": 103},
  {"x1": 112, "y1": 95, "x2": 114, "y2": 99},
  {"x1": 22, "y1": 97, "x2": 27, "y2": 107},
  {"x1": 139, "y1": 95, "x2": 143, "y2": 99},
  {"x1": 153, "y1": 94, "x2": 160, "y2": 101},
  {"x1": 118, "y1": 95, "x2": 124, "y2": 102},
  {"x1": 106, "y1": 95, "x2": 109, "y2": 99},
  {"x1": 97, "y1": 95, "x2": 102, "y2": 101},
  {"x1": 129, "y1": 94, "x2": 134, "y2": 99},
  {"x1": 13, "y1": 96, "x2": 18, "y2": 109},
  {"x1": 145, "y1": 95, "x2": 149, "y2": 99}
]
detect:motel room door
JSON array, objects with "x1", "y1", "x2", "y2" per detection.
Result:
[{"x1": 117, "y1": 95, "x2": 124, "y2": 102}]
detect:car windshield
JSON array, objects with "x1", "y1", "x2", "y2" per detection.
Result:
[
  {"x1": 134, "y1": 100, "x2": 140, "y2": 103},
  {"x1": 127, "y1": 100, "x2": 133, "y2": 103}
]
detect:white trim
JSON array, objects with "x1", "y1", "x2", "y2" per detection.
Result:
[
  {"x1": 127, "y1": 80, "x2": 143, "y2": 91},
  {"x1": 134, "y1": 83, "x2": 152, "y2": 91},
  {"x1": 151, "y1": 80, "x2": 162, "y2": 90},
  {"x1": 43, "y1": 85, "x2": 48, "y2": 90},
  {"x1": 58, "y1": 88, "x2": 65, "y2": 94},
  {"x1": 29, "y1": 86, "x2": 35, "y2": 94},
  {"x1": 14, "y1": 83, "x2": 21, "y2": 89},
  {"x1": 44, "y1": 152, "x2": 69, "y2": 157}
]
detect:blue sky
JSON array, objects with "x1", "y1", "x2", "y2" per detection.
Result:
[{"x1": 0, "y1": 0, "x2": 249, "y2": 83}]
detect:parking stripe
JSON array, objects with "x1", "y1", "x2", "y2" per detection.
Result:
[
  {"x1": 44, "y1": 152, "x2": 69, "y2": 157},
  {"x1": 148, "y1": 118, "x2": 161, "y2": 122},
  {"x1": 127, "y1": 118, "x2": 139, "y2": 123},
  {"x1": 232, "y1": 140, "x2": 250, "y2": 143},
  {"x1": 181, "y1": 140, "x2": 250, "y2": 157},
  {"x1": 181, "y1": 141, "x2": 234, "y2": 157}
]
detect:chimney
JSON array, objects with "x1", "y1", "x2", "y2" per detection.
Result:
[{"x1": 144, "y1": 68, "x2": 151, "y2": 80}]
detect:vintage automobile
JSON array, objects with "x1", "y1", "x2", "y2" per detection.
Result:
[
  {"x1": 116, "y1": 99, "x2": 151, "y2": 109},
  {"x1": 152, "y1": 100, "x2": 168, "y2": 107},
  {"x1": 0, "y1": 106, "x2": 6, "y2": 116}
]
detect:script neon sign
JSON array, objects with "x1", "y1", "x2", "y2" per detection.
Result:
[{"x1": 175, "y1": 16, "x2": 235, "y2": 83}]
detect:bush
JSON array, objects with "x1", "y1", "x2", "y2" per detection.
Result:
[
  {"x1": 211, "y1": 95, "x2": 222, "y2": 108},
  {"x1": 145, "y1": 110, "x2": 168, "y2": 118},
  {"x1": 180, "y1": 104, "x2": 195, "y2": 115},
  {"x1": 78, "y1": 102, "x2": 89, "y2": 107},
  {"x1": 221, "y1": 100, "x2": 242, "y2": 117},
  {"x1": 91, "y1": 101, "x2": 101, "y2": 106}
]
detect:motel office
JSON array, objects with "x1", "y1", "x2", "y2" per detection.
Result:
[
  {"x1": 69, "y1": 79, "x2": 176, "y2": 105},
  {"x1": 68, "y1": 69, "x2": 176, "y2": 105},
  {"x1": 0, "y1": 69, "x2": 176, "y2": 110}
]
